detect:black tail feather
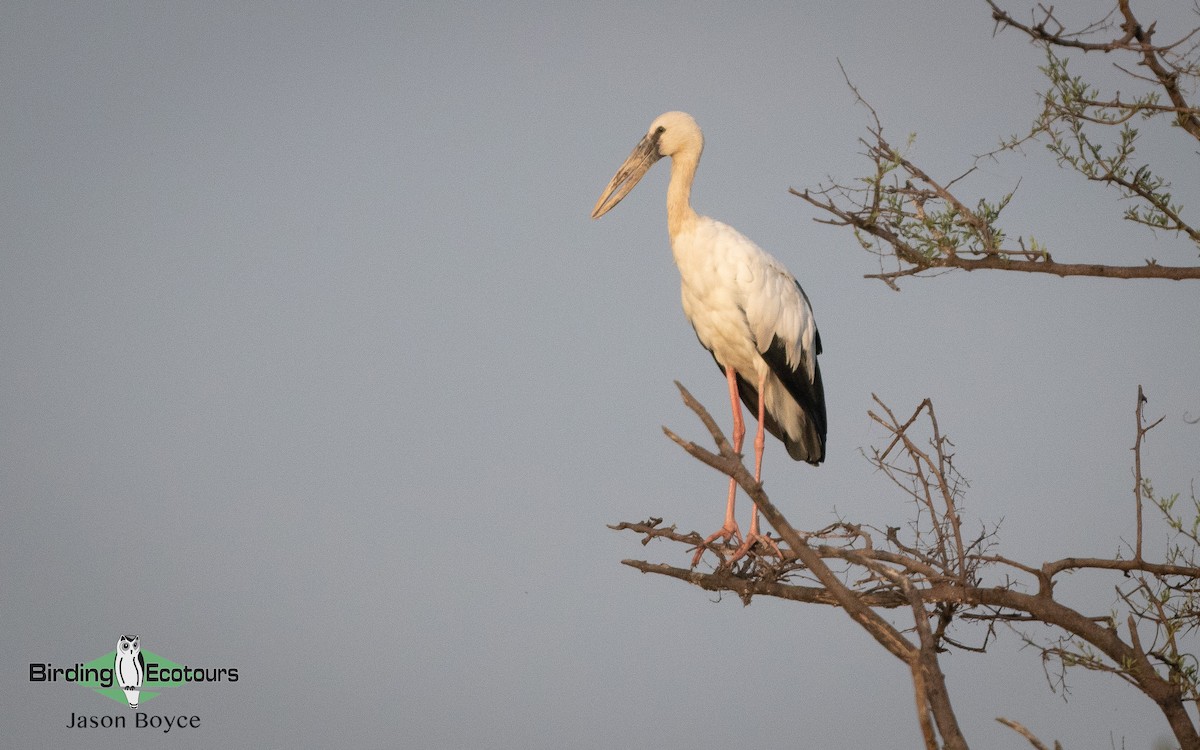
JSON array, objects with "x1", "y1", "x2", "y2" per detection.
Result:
[{"x1": 730, "y1": 333, "x2": 826, "y2": 465}]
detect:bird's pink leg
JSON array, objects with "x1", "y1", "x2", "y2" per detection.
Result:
[
  {"x1": 691, "y1": 365, "x2": 745, "y2": 566},
  {"x1": 730, "y1": 371, "x2": 782, "y2": 561}
]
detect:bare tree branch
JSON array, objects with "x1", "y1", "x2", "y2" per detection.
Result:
[
  {"x1": 996, "y1": 717, "x2": 1062, "y2": 750},
  {"x1": 614, "y1": 385, "x2": 1200, "y2": 748}
]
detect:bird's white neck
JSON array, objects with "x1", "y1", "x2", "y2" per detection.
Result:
[{"x1": 666, "y1": 149, "x2": 700, "y2": 240}]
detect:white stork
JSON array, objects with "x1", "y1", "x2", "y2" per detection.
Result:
[{"x1": 591, "y1": 111, "x2": 826, "y2": 565}]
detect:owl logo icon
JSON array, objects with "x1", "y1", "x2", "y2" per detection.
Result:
[{"x1": 114, "y1": 635, "x2": 145, "y2": 709}]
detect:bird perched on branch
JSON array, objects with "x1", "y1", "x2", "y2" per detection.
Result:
[{"x1": 591, "y1": 111, "x2": 826, "y2": 565}]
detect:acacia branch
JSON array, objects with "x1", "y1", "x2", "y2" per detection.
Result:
[
  {"x1": 996, "y1": 717, "x2": 1061, "y2": 750},
  {"x1": 1116, "y1": 0, "x2": 1200, "y2": 140},
  {"x1": 1039, "y1": 555, "x2": 1199, "y2": 579},
  {"x1": 1133, "y1": 384, "x2": 1167, "y2": 561},
  {"x1": 794, "y1": 157, "x2": 1200, "y2": 287},
  {"x1": 614, "y1": 384, "x2": 1200, "y2": 747},
  {"x1": 800, "y1": 2, "x2": 1200, "y2": 288},
  {"x1": 663, "y1": 382, "x2": 920, "y2": 663},
  {"x1": 656, "y1": 383, "x2": 976, "y2": 747},
  {"x1": 621, "y1": 558, "x2": 907, "y2": 608}
]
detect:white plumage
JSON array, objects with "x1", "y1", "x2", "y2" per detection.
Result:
[{"x1": 592, "y1": 111, "x2": 826, "y2": 562}]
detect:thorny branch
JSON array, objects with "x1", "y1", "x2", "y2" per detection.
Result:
[
  {"x1": 988, "y1": 0, "x2": 1200, "y2": 139},
  {"x1": 1134, "y1": 383, "x2": 1167, "y2": 561},
  {"x1": 794, "y1": 3, "x2": 1200, "y2": 289},
  {"x1": 614, "y1": 385, "x2": 1200, "y2": 748}
]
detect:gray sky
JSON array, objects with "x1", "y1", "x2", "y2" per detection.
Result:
[{"x1": 3, "y1": 2, "x2": 1199, "y2": 747}]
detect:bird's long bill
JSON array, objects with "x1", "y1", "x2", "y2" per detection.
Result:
[{"x1": 590, "y1": 134, "x2": 662, "y2": 219}]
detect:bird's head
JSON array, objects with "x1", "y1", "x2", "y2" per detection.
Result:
[
  {"x1": 591, "y1": 111, "x2": 704, "y2": 219},
  {"x1": 648, "y1": 111, "x2": 703, "y2": 159}
]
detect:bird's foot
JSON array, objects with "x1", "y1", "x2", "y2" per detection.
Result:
[
  {"x1": 690, "y1": 523, "x2": 743, "y2": 567},
  {"x1": 728, "y1": 532, "x2": 782, "y2": 564}
]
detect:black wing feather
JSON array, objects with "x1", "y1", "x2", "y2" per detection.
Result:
[{"x1": 754, "y1": 333, "x2": 826, "y2": 464}]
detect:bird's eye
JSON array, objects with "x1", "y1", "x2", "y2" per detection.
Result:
[{"x1": 655, "y1": 126, "x2": 666, "y2": 135}]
